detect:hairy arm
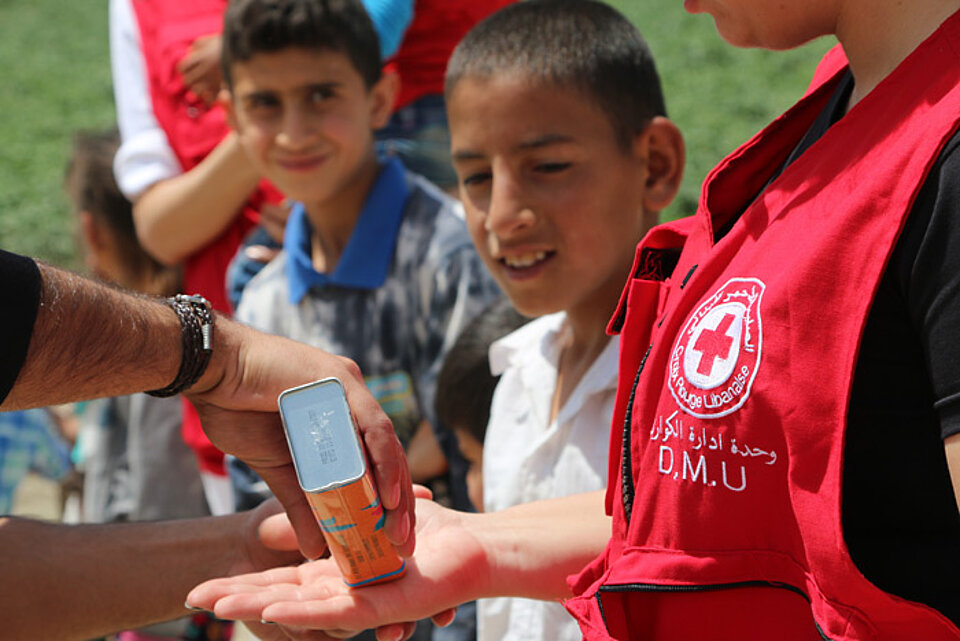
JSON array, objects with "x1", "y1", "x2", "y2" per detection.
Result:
[
  {"x1": 188, "y1": 491, "x2": 611, "y2": 630},
  {"x1": 3, "y1": 262, "x2": 181, "y2": 408},
  {"x1": 3, "y1": 259, "x2": 416, "y2": 561},
  {"x1": 133, "y1": 132, "x2": 261, "y2": 265},
  {"x1": 0, "y1": 501, "x2": 301, "y2": 641}
]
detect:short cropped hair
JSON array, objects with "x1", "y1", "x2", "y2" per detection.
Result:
[
  {"x1": 221, "y1": 0, "x2": 381, "y2": 90},
  {"x1": 435, "y1": 298, "x2": 528, "y2": 445},
  {"x1": 446, "y1": 0, "x2": 666, "y2": 147}
]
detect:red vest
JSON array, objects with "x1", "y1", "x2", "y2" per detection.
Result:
[
  {"x1": 132, "y1": 0, "x2": 278, "y2": 473},
  {"x1": 567, "y1": 14, "x2": 960, "y2": 641},
  {"x1": 387, "y1": 0, "x2": 514, "y2": 110},
  {"x1": 131, "y1": 0, "x2": 275, "y2": 316}
]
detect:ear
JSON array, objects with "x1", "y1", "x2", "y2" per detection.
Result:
[
  {"x1": 369, "y1": 69, "x2": 400, "y2": 130},
  {"x1": 218, "y1": 87, "x2": 239, "y2": 131},
  {"x1": 77, "y1": 211, "x2": 103, "y2": 251},
  {"x1": 635, "y1": 116, "x2": 685, "y2": 214},
  {"x1": 77, "y1": 210, "x2": 106, "y2": 274}
]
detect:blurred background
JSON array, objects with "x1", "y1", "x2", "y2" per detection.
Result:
[{"x1": 0, "y1": 0, "x2": 831, "y2": 272}]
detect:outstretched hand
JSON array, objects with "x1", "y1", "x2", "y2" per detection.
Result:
[
  {"x1": 234, "y1": 500, "x2": 411, "y2": 641},
  {"x1": 189, "y1": 320, "x2": 416, "y2": 561},
  {"x1": 188, "y1": 497, "x2": 484, "y2": 634}
]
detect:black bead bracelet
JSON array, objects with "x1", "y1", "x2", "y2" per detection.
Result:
[{"x1": 146, "y1": 294, "x2": 214, "y2": 398}]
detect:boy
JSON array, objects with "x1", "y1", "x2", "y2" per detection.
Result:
[
  {"x1": 218, "y1": 5, "x2": 501, "y2": 639},
  {"x1": 220, "y1": 0, "x2": 501, "y2": 506},
  {"x1": 446, "y1": 3, "x2": 683, "y2": 639},
  {"x1": 435, "y1": 298, "x2": 528, "y2": 512},
  {"x1": 188, "y1": 0, "x2": 960, "y2": 639}
]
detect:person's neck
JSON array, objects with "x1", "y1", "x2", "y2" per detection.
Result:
[
  {"x1": 839, "y1": 0, "x2": 960, "y2": 109},
  {"x1": 548, "y1": 304, "x2": 614, "y2": 423},
  {"x1": 304, "y1": 155, "x2": 381, "y2": 274}
]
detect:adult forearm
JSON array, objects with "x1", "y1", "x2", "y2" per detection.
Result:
[
  {"x1": 134, "y1": 132, "x2": 261, "y2": 265},
  {"x1": 0, "y1": 513, "x2": 252, "y2": 641},
  {"x1": 1, "y1": 263, "x2": 181, "y2": 409},
  {"x1": 471, "y1": 490, "x2": 610, "y2": 601}
]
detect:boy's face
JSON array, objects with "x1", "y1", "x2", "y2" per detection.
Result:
[
  {"x1": 448, "y1": 75, "x2": 658, "y2": 321},
  {"x1": 224, "y1": 48, "x2": 394, "y2": 213},
  {"x1": 684, "y1": 0, "x2": 837, "y2": 49}
]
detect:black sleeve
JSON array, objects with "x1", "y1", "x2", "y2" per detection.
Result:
[
  {"x1": 0, "y1": 249, "x2": 42, "y2": 404},
  {"x1": 896, "y1": 133, "x2": 960, "y2": 440}
]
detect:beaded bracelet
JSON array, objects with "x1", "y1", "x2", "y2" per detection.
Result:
[{"x1": 146, "y1": 294, "x2": 214, "y2": 398}]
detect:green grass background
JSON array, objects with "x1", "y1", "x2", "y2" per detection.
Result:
[{"x1": 0, "y1": 0, "x2": 831, "y2": 270}]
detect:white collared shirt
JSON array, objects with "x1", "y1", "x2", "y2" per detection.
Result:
[{"x1": 479, "y1": 312, "x2": 619, "y2": 641}]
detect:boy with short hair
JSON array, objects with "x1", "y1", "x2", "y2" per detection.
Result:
[
  {"x1": 444, "y1": 3, "x2": 683, "y2": 639},
  {"x1": 219, "y1": 0, "x2": 501, "y2": 546},
  {"x1": 189, "y1": 0, "x2": 960, "y2": 639}
]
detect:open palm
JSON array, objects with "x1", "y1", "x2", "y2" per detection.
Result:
[{"x1": 189, "y1": 498, "x2": 485, "y2": 632}]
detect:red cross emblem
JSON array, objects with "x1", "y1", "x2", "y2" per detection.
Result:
[
  {"x1": 693, "y1": 313, "x2": 737, "y2": 376},
  {"x1": 668, "y1": 278, "x2": 765, "y2": 418}
]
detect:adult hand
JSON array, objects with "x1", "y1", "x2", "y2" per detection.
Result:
[
  {"x1": 187, "y1": 497, "x2": 478, "y2": 633},
  {"x1": 0, "y1": 261, "x2": 414, "y2": 562},
  {"x1": 178, "y1": 33, "x2": 223, "y2": 105},
  {"x1": 260, "y1": 199, "x2": 292, "y2": 245},
  {"x1": 189, "y1": 319, "x2": 416, "y2": 561},
  {"x1": 242, "y1": 199, "x2": 292, "y2": 264}
]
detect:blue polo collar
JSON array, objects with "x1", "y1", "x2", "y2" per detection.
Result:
[{"x1": 284, "y1": 156, "x2": 410, "y2": 304}]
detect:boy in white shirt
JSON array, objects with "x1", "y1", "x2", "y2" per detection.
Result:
[{"x1": 443, "y1": 2, "x2": 685, "y2": 639}]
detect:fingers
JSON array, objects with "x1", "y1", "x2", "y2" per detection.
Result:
[
  {"x1": 375, "y1": 621, "x2": 417, "y2": 641},
  {"x1": 259, "y1": 201, "x2": 292, "y2": 243},
  {"x1": 430, "y1": 608, "x2": 458, "y2": 628},
  {"x1": 186, "y1": 565, "x2": 303, "y2": 613},
  {"x1": 246, "y1": 620, "x2": 360, "y2": 641},
  {"x1": 244, "y1": 245, "x2": 282, "y2": 263},
  {"x1": 372, "y1": 436, "x2": 414, "y2": 557},
  {"x1": 256, "y1": 463, "x2": 328, "y2": 559},
  {"x1": 411, "y1": 484, "x2": 433, "y2": 500},
  {"x1": 338, "y1": 362, "x2": 415, "y2": 556},
  {"x1": 257, "y1": 507, "x2": 300, "y2": 552}
]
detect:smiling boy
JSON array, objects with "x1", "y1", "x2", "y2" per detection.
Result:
[
  {"x1": 444, "y1": 3, "x2": 684, "y2": 640},
  {"x1": 219, "y1": 0, "x2": 501, "y2": 550}
]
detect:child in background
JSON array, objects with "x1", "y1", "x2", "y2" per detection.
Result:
[
  {"x1": 371, "y1": 0, "x2": 515, "y2": 193},
  {"x1": 220, "y1": 0, "x2": 501, "y2": 637},
  {"x1": 223, "y1": 0, "x2": 516, "y2": 309},
  {"x1": 190, "y1": 0, "x2": 960, "y2": 638},
  {"x1": 110, "y1": 0, "x2": 286, "y2": 514},
  {"x1": 0, "y1": 408, "x2": 73, "y2": 514},
  {"x1": 66, "y1": 129, "x2": 216, "y2": 640},
  {"x1": 435, "y1": 298, "x2": 527, "y2": 512}
]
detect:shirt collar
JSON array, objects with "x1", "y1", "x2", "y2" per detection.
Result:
[
  {"x1": 490, "y1": 312, "x2": 620, "y2": 415},
  {"x1": 284, "y1": 156, "x2": 410, "y2": 304}
]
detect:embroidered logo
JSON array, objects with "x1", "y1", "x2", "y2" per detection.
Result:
[{"x1": 668, "y1": 277, "x2": 764, "y2": 418}]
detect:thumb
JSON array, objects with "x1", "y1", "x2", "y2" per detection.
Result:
[{"x1": 258, "y1": 511, "x2": 300, "y2": 552}]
